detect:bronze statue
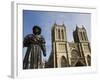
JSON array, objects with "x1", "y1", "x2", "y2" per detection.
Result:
[{"x1": 23, "y1": 26, "x2": 46, "y2": 69}]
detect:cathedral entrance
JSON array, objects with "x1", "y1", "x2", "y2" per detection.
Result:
[
  {"x1": 71, "y1": 50, "x2": 86, "y2": 67},
  {"x1": 75, "y1": 61, "x2": 84, "y2": 66},
  {"x1": 61, "y1": 56, "x2": 68, "y2": 67}
]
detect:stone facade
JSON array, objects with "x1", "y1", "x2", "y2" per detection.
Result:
[{"x1": 46, "y1": 23, "x2": 91, "y2": 68}]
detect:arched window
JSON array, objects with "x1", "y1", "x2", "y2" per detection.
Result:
[
  {"x1": 87, "y1": 55, "x2": 91, "y2": 66},
  {"x1": 61, "y1": 56, "x2": 67, "y2": 67},
  {"x1": 56, "y1": 29, "x2": 58, "y2": 39},
  {"x1": 80, "y1": 32, "x2": 84, "y2": 40},
  {"x1": 83, "y1": 32, "x2": 87, "y2": 41},
  {"x1": 71, "y1": 50, "x2": 80, "y2": 58},
  {"x1": 61, "y1": 29, "x2": 64, "y2": 40},
  {"x1": 58, "y1": 29, "x2": 61, "y2": 39}
]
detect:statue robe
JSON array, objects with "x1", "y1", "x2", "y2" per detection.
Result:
[{"x1": 23, "y1": 34, "x2": 46, "y2": 69}]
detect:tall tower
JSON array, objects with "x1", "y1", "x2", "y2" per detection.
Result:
[
  {"x1": 51, "y1": 23, "x2": 69, "y2": 67},
  {"x1": 73, "y1": 25, "x2": 91, "y2": 66}
]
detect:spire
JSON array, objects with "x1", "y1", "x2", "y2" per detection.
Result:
[
  {"x1": 76, "y1": 24, "x2": 79, "y2": 30},
  {"x1": 82, "y1": 25, "x2": 85, "y2": 28},
  {"x1": 76, "y1": 24, "x2": 78, "y2": 27},
  {"x1": 82, "y1": 25, "x2": 84, "y2": 28},
  {"x1": 54, "y1": 21, "x2": 57, "y2": 26},
  {"x1": 82, "y1": 25, "x2": 86, "y2": 31},
  {"x1": 62, "y1": 22, "x2": 65, "y2": 27}
]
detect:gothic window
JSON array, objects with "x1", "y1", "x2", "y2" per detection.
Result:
[
  {"x1": 71, "y1": 50, "x2": 80, "y2": 58},
  {"x1": 58, "y1": 29, "x2": 61, "y2": 39},
  {"x1": 61, "y1": 56, "x2": 67, "y2": 67},
  {"x1": 56, "y1": 29, "x2": 58, "y2": 39},
  {"x1": 61, "y1": 29, "x2": 64, "y2": 40},
  {"x1": 87, "y1": 55, "x2": 91, "y2": 66},
  {"x1": 83, "y1": 32, "x2": 87, "y2": 41},
  {"x1": 85, "y1": 32, "x2": 88, "y2": 41},
  {"x1": 80, "y1": 32, "x2": 83, "y2": 40}
]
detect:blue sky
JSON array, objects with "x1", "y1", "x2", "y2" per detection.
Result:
[{"x1": 23, "y1": 10, "x2": 91, "y2": 60}]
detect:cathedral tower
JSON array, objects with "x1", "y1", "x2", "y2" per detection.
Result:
[
  {"x1": 73, "y1": 25, "x2": 91, "y2": 66},
  {"x1": 51, "y1": 23, "x2": 69, "y2": 67}
]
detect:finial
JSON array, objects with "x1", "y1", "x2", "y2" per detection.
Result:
[
  {"x1": 76, "y1": 24, "x2": 78, "y2": 29},
  {"x1": 82, "y1": 25, "x2": 84, "y2": 28},
  {"x1": 82, "y1": 25, "x2": 85, "y2": 28},
  {"x1": 76, "y1": 24, "x2": 78, "y2": 27},
  {"x1": 82, "y1": 25, "x2": 86, "y2": 30},
  {"x1": 54, "y1": 21, "x2": 57, "y2": 26},
  {"x1": 62, "y1": 21, "x2": 65, "y2": 26}
]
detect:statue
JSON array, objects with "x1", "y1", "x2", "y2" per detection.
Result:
[{"x1": 23, "y1": 26, "x2": 46, "y2": 69}]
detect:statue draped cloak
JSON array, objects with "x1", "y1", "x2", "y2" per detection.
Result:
[{"x1": 23, "y1": 34, "x2": 46, "y2": 69}]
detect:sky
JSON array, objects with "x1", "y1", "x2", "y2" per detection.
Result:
[{"x1": 23, "y1": 10, "x2": 91, "y2": 60}]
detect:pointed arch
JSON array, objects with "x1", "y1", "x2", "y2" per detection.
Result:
[
  {"x1": 61, "y1": 29, "x2": 64, "y2": 40},
  {"x1": 58, "y1": 29, "x2": 61, "y2": 39},
  {"x1": 61, "y1": 56, "x2": 68, "y2": 67},
  {"x1": 87, "y1": 55, "x2": 91, "y2": 66},
  {"x1": 75, "y1": 61, "x2": 84, "y2": 66}
]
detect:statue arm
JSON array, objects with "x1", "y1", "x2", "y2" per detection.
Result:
[
  {"x1": 40, "y1": 36, "x2": 46, "y2": 56},
  {"x1": 41, "y1": 43, "x2": 46, "y2": 56},
  {"x1": 23, "y1": 36, "x2": 29, "y2": 47},
  {"x1": 23, "y1": 34, "x2": 33, "y2": 47}
]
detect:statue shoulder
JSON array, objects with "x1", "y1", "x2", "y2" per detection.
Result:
[
  {"x1": 40, "y1": 35, "x2": 45, "y2": 43},
  {"x1": 24, "y1": 34, "x2": 33, "y2": 39},
  {"x1": 26, "y1": 34, "x2": 33, "y2": 38}
]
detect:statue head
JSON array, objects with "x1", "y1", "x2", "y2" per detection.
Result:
[{"x1": 32, "y1": 25, "x2": 41, "y2": 35}]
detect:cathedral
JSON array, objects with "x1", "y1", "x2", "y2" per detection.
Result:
[{"x1": 45, "y1": 23, "x2": 91, "y2": 68}]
